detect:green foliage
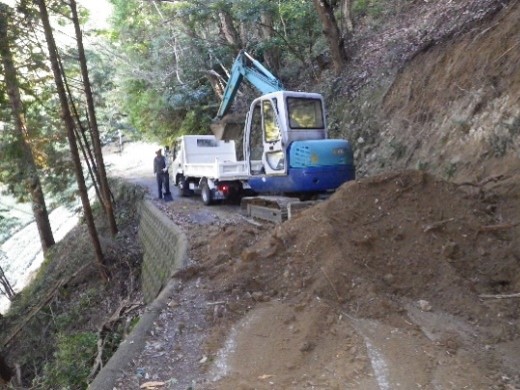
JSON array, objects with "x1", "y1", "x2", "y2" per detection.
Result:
[
  {"x1": 353, "y1": 0, "x2": 385, "y2": 17},
  {"x1": 444, "y1": 162, "x2": 457, "y2": 179},
  {"x1": 416, "y1": 160, "x2": 429, "y2": 171},
  {"x1": 0, "y1": 2, "x2": 78, "y2": 208},
  {"x1": 389, "y1": 139, "x2": 406, "y2": 160},
  {"x1": 505, "y1": 116, "x2": 520, "y2": 136},
  {"x1": 178, "y1": 109, "x2": 212, "y2": 137},
  {"x1": 105, "y1": 0, "x2": 326, "y2": 142},
  {"x1": 124, "y1": 88, "x2": 175, "y2": 139},
  {"x1": 54, "y1": 288, "x2": 103, "y2": 329},
  {"x1": 0, "y1": 130, "x2": 28, "y2": 202},
  {"x1": 488, "y1": 133, "x2": 510, "y2": 157},
  {"x1": 0, "y1": 212, "x2": 19, "y2": 243},
  {"x1": 41, "y1": 332, "x2": 97, "y2": 389}
]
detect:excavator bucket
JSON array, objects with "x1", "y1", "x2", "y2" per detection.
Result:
[{"x1": 210, "y1": 113, "x2": 244, "y2": 141}]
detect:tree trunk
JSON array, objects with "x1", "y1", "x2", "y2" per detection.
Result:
[
  {"x1": 0, "y1": 4, "x2": 55, "y2": 253},
  {"x1": 70, "y1": 0, "x2": 118, "y2": 236},
  {"x1": 0, "y1": 353, "x2": 12, "y2": 386},
  {"x1": 218, "y1": 9, "x2": 241, "y2": 48},
  {"x1": 259, "y1": 10, "x2": 281, "y2": 74},
  {"x1": 342, "y1": 0, "x2": 354, "y2": 32},
  {"x1": 204, "y1": 69, "x2": 226, "y2": 99},
  {"x1": 0, "y1": 261, "x2": 15, "y2": 300},
  {"x1": 34, "y1": 0, "x2": 108, "y2": 281},
  {"x1": 239, "y1": 20, "x2": 248, "y2": 48},
  {"x1": 313, "y1": 0, "x2": 347, "y2": 75}
]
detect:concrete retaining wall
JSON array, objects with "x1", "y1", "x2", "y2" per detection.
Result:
[{"x1": 139, "y1": 200, "x2": 186, "y2": 303}]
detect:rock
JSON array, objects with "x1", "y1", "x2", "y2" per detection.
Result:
[
  {"x1": 418, "y1": 299, "x2": 432, "y2": 312},
  {"x1": 241, "y1": 248, "x2": 259, "y2": 262},
  {"x1": 442, "y1": 241, "x2": 459, "y2": 259},
  {"x1": 251, "y1": 291, "x2": 264, "y2": 301},
  {"x1": 383, "y1": 273, "x2": 395, "y2": 284},
  {"x1": 299, "y1": 341, "x2": 316, "y2": 352}
]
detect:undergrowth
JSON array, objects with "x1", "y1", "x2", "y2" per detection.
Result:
[{"x1": 0, "y1": 179, "x2": 145, "y2": 389}]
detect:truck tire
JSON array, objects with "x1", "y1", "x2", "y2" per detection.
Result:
[
  {"x1": 201, "y1": 182, "x2": 213, "y2": 206},
  {"x1": 178, "y1": 176, "x2": 192, "y2": 197}
]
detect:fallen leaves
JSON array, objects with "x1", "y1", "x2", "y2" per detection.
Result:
[{"x1": 140, "y1": 381, "x2": 165, "y2": 389}]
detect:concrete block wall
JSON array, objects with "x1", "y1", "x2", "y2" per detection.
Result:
[{"x1": 138, "y1": 200, "x2": 187, "y2": 303}]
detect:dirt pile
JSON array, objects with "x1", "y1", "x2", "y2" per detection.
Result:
[{"x1": 195, "y1": 170, "x2": 519, "y2": 389}]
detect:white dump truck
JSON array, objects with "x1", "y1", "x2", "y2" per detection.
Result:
[{"x1": 171, "y1": 135, "x2": 258, "y2": 205}]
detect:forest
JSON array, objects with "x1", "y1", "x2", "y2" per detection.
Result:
[{"x1": 1, "y1": 0, "x2": 519, "y2": 387}]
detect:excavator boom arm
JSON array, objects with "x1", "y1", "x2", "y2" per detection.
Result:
[{"x1": 215, "y1": 50, "x2": 284, "y2": 120}]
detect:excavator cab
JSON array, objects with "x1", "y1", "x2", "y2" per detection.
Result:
[
  {"x1": 242, "y1": 90, "x2": 354, "y2": 194},
  {"x1": 244, "y1": 94, "x2": 288, "y2": 177}
]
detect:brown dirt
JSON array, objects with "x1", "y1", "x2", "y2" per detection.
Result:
[{"x1": 114, "y1": 168, "x2": 520, "y2": 390}]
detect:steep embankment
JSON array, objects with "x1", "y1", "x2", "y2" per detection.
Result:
[
  {"x1": 382, "y1": 1, "x2": 520, "y2": 180},
  {"x1": 327, "y1": 0, "x2": 519, "y2": 181}
]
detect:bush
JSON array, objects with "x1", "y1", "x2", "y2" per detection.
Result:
[{"x1": 41, "y1": 332, "x2": 98, "y2": 389}]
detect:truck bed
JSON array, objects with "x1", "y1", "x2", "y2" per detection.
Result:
[{"x1": 183, "y1": 160, "x2": 250, "y2": 181}]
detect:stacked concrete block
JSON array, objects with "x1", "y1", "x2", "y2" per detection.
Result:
[{"x1": 138, "y1": 201, "x2": 187, "y2": 303}]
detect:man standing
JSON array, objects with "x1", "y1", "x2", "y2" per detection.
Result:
[{"x1": 153, "y1": 149, "x2": 166, "y2": 199}]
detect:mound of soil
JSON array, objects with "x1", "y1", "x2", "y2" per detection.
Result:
[
  {"x1": 189, "y1": 170, "x2": 519, "y2": 389},
  {"x1": 116, "y1": 169, "x2": 519, "y2": 389}
]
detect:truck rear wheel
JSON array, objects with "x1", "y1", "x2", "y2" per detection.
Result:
[
  {"x1": 178, "y1": 176, "x2": 192, "y2": 197},
  {"x1": 201, "y1": 182, "x2": 213, "y2": 205}
]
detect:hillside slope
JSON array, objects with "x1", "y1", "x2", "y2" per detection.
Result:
[{"x1": 329, "y1": 0, "x2": 520, "y2": 182}]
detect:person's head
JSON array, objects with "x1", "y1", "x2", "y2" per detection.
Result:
[
  {"x1": 165, "y1": 145, "x2": 170, "y2": 151},
  {"x1": 156, "y1": 149, "x2": 162, "y2": 156}
]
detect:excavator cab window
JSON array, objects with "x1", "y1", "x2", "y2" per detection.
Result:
[
  {"x1": 287, "y1": 97, "x2": 324, "y2": 129},
  {"x1": 262, "y1": 100, "x2": 285, "y2": 171},
  {"x1": 263, "y1": 100, "x2": 281, "y2": 143},
  {"x1": 250, "y1": 103, "x2": 263, "y2": 162}
]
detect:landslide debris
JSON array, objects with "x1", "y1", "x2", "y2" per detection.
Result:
[
  {"x1": 118, "y1": 170, "x2": 519, "y2": 389},
  {"x1": 196, "y1": 170, "x2": 519, "y2": 389}
]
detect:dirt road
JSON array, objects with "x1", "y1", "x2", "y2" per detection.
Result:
[{"x1": 105, "y1": 143, "x2": 520, "y2": 390}]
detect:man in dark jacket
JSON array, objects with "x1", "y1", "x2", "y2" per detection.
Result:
[{"x1": 153, "y1": 149, "x2": 166, "y2": 199}]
